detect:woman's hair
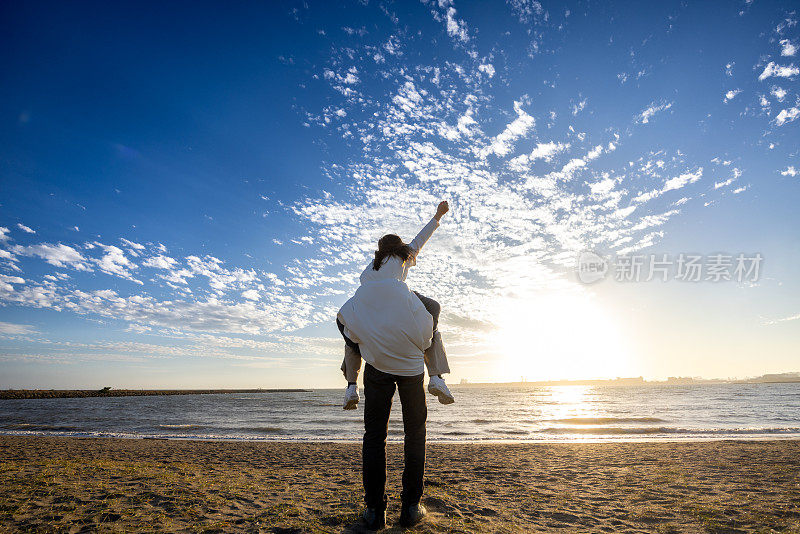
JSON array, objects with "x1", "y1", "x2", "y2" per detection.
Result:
[{"x1": 373, "y1": 234, "x2": 413, "y2": 270}]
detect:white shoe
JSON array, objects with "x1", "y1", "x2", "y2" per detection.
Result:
[
  {"x1": 343, "y1": 384, "x2": 359, "y2": 410},
  {"x1": 428, "y1": 375, "x2": 454, "y2": 405}
]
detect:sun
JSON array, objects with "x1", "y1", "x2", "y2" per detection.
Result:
[{"x1": 491, "y1": 292, "x2": 633, "y2": 382}]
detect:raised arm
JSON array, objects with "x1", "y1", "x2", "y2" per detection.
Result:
[{"x1": 409, "y1": 201, "x2": 449, "y2": 253}]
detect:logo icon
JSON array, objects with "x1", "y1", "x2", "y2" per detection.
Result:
[{"x1": 576, "y1": 251, "x2": 608, "y2": 284}]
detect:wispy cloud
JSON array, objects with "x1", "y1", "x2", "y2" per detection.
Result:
[
  {"x1": 0, "y1": 321, "x2": 35, "y2": 335},
  {"x1": 16, "y1": 223, "x2": 35, "y2": 234},
  {"x1": 637, "y1": 101, "x2": 673, "y2": 124}
]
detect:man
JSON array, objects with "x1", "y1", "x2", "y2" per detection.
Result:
[{"x1": 337, "y1": 201, "x2": 450, "y2": 529}]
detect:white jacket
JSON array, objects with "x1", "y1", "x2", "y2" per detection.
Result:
[{"x1": 337, "y1": 217, "x2": 440, "y2": 376}]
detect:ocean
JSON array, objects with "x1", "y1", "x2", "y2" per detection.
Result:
[{"x1": 1, "y1": 383, "x2": 799, "y2": 442}]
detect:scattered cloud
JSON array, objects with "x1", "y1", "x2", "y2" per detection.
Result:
[
  {"x1": 770, "y1": 86, "x2": 788, "y2": 101},
  {"x1": 774, "y1": 106, "x2": 800, "y2": 126},
  {"x1": 507, "y1": 0, "x2": 544, "y2": 24},
  {"x1": 758, "y1": 61, "x2": 799, "y2": 81},
  {"x1": 637, "y1": 101, "x2": 673, "y2": 124},
  {"x1": 0, "y1": 1, "x2": 779, "y2": 371},
  {"x1": 478, "y1": 63, "x2": 495, "y2": 78},
  {"x1": 16, "y1": 223, "x2": 35, "y2": 234},
  {"x1": 724, "y1": 89, "x2": 741, "y2": 102}
]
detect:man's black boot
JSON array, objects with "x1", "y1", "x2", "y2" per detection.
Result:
[
  {"x1": 361, "y1": 507, "x2": 386, "y2": 530},
  {"x1": 399, "y1": 503, "x2": 427, "y2": 527}
]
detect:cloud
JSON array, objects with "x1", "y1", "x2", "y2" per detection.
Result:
[
  {"x1": 16, "y1": 223, "x2": 35, "y2": 234},
  {"x1": 714, "y1": 168, "x2": 741, "y2": 189},
  {"x1": 12, "y1": 243, "x2": 92, "y2": 270},
  {"x1": 0, "y1": 274, "x2": 26, "y2": 292},
  {"x1": 242, "y1": 289, "x2": 260, "y2": 301},
  {"x1": 94, "y1": 243, "x2": 141, "y2": 284},
  {"x1": 765, "y1": 312, "x2": 800, "y2": 325},
  {"x1": 781, "y1": 166, "x2": 798, "y2": 177},
  {"x1": 758, "y1": 61, "x2": 799, "y2": 81},
  {"x1": 479, "y1": 100, "x2": 535, "y2": 158},
  {"x1": 143, "y1": 255, "x2": 178, "y2": 269},
  {"x1": 508, "y1": 141, "x2": 570, "y2": 171},
  {"x1": 780, "y1": 39, "x2": 797, "y2": 57},
  {"x1": 444, "y1": 6, "x2": 469, "y2": 43},
  {"x1": 478, "y1": 63, "x2": 495, "y2": 77},
  {"x1": 572, "y1": 98, "x2": 587, "y2": 116},
  {"x1": 663, "y1": 168, "x2": 703, "y2": 192},
  {"x1": 120, "y1": 238, "x2": 145, "y2": 251},
  {"x1": 775, "y1": 17, "x2": 798, "y2": 36},
  {"x1": 770, "y1": 86, "x2": 787, "y2": 101},
  {"x1": 507, "y1": 0, "x2": 544, "y2": 24},
  {"x1": 774, "y1": 106, "x2": 800, "y2": 126},
  {"x1": 0, "y1": 321, "x2": 36, "y2": 335},
  {"x1": 637, "y1": 101, "x2": 673, "y2": 124},
  {"x1": 0, "y1": 4, "x2": 748, "y2": 362},
  {"x1": 723, "y1": 89, "x2": 741, "y2": 102},
  {"x1": 428, "y1": 1, "x2": 470, "y2": 44},
  {"x1": 0, "y1": 227, "x2": 10, "y2": 241},
  {"x1": 0, "y1": 277, "x2": 309, "y2": 335},
  {"x1": 634, "y1": 168, "x2": 704, "y2": 203}
]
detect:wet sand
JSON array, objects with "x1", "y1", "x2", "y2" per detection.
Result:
[{"x1": 0, "y1": 436, "x2": 798, "y2": 532}]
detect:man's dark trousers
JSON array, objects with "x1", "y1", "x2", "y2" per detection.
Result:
[{"x1": 362, "y1": 362, "x2": 427, "y2": 510}]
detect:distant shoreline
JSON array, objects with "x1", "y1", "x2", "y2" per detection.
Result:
[
  {"x1": 0, "y1": 389, "x2": 311, "y2": 400},
  {"x1": 458, "y1": 372, "x2": 800, "y2": 387},
  {"x1": 458, "y1": 379, "x2": 800, "y2": 387}
]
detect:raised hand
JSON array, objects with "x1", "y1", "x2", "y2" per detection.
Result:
[{"x1": 434, "y1": 201, "x2": 449, "y2": 221}]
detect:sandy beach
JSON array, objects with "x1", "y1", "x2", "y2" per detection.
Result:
[{"x1": 0, "y1": 436, "x2": 797, "y2": 532}]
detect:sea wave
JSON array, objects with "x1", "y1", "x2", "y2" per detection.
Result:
[
  {"x1": 540, "y1": 426, "x2": 800, "y2": 435},
  {"x1": 234, "y1": 426, "x2": 285, "y2": 434},
  {"x1": 2, "y1": 426, "x2": 800, "y2": 442},
  {"x1": 3, "y1": 423, "x2": 82, "y2": 431},
  {"x1": 545, "y1": 417, "x2": 667, "y2": 425}
]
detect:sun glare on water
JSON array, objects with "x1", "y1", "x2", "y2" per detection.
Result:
[{"x1": 493, "y1": 293, "x2": 633, "y2": 382}]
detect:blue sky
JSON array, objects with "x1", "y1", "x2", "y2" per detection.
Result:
[{"x1": 1, "y1": 0, "x2": 798, "y2": 388}]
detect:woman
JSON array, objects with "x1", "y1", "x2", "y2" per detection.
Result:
[{"x1": 337, "y1": 201, "x2": 454, "y2": 409}]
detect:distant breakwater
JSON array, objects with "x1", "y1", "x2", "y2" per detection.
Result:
[{"x1": 0, "y1": 389, "x2": 311, "y2": 400}]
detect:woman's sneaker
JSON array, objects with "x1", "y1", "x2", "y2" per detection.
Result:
[
  {"x1": 428, "y1": 375, "x2": 455, "y2": 404},
  {"x1": 343, "y1": 384, "x2": 359, "y2": 410}
]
